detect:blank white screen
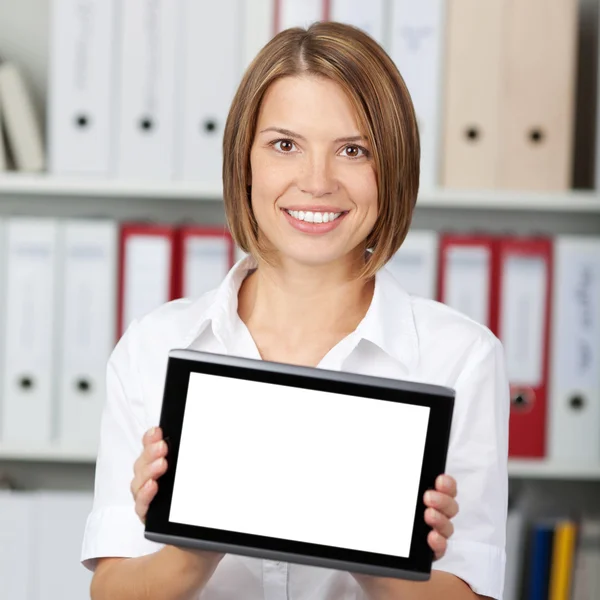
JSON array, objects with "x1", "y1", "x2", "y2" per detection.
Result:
[{"x1": 169, "y1": 372, "x2": 430, "y2": 558}]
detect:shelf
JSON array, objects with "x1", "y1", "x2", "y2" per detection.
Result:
[
  {"x1": 418, "y1": 188, "x2": 600, "y2": 212},
  {"x1": 1, "y1": 445, "x2": 600, "y2": 481},
  {"x1": 0, "y1": 445, "x2": 97, "y2": 464},
  {"x1": 0, "y1": 173, "x2": 600, "y2": 211},
  {"x1": 507, "y1": 459, "x2": 600, "y2": 480},
  {"x1": 0, "y1": 172, "x2": 223, "y2": 201}
]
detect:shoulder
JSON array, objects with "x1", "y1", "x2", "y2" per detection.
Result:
[
  {"x1": 136, "y1": 290, "x2": 218, "y2": 342},
  {"x1": 111, "y1": 289, "x2": 219, "y2": 368},
  {"x1": 412, "y1": 295, "x2": 499, "y2": 351},
  {"x1": 413, "y1": 296, "x2": 503, "y2": 382},
  {"x1": 378, "y1": 267, "x2": 503, "y2": 384},
  {"x1": 380, "y1": 265, "x2": 499, "y2": 351}
]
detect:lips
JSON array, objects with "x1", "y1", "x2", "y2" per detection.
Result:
[
  {"x1": 281, "y1": 207, "x2": 348, "y2": 234},
  {"x1": 283, "y1": 209, "x2": 343, "y2": 224}
]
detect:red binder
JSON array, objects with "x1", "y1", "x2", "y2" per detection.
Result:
[
  {"x1": 174, "y1": 226, "x2": 235, "y2": 299},
  {"x1": 437, "y1": 234, "x2": 500, "y2": 332},
  {"x1": 496, "y1": 237, "x2": 553, "y2": 458},
  {"x1": 117, "y1": 223, "x2": 178, "y2": 339}
]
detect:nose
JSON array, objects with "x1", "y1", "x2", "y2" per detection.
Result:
[{"x1": 297, "y1": 152, "x2": 338, "y2": 198}]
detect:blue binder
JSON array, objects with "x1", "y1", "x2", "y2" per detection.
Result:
[{"x1": 528, "y1": 521, "x2": 555, "y2": 600}]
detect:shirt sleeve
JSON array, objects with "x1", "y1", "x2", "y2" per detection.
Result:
[
  {"x1": 80, "y1": 319, "x2": 164, "y2": 571},
  {"x1": 432, "y1": 334, "x2": 510, "y2": 600}
]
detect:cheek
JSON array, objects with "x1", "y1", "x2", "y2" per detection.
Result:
[
  {"x1": 250, "y1": 155, "x2": 288, "y2": 208},
  {"x1": 351, "y1": 169, "x2": 378, "y2": 212}
]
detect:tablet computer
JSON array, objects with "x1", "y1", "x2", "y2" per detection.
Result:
[{"x1": 145, "y1": 349, "x2": 455, "y2": 581}]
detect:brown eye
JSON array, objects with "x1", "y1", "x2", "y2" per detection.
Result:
[
  {"x1": 344, "y1": 145, "x2": 363, "y2": 158},
  {"x1": 276, "y1": 140, "x2": 294, "y2": 152}
]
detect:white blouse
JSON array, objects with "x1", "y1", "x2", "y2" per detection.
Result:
[{"x1": 81, "y1": 256, "x2": 510, "y2": 600}]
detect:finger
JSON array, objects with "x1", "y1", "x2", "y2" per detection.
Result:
[
  {"x1": 132, "y1": 443, "x2": 167, "y2": 497},
  {"x1": 424, "y1": 508, "x2": 454, "y2": 539},
  {"x1": 131, "y1": 456, "x2": 168, "y2": 499},
  {"x1": 424, "y1": 490, "x2": 459, "y2": 519},
  {"x1": 143, "y1": 426, "x2": 163, "y2": 448},
  {"x1": 135, "y1": 479, "x2": 158, "y2": 523},
  {"x1": 435, "y1": 474, "x2": 457, "y2": 498},
  {"x1": 427, "y1": 530, "x2": 447, "y2": 561},
  {"x1": 143, "y1": 439, "x2": 168, "y2": 464}
]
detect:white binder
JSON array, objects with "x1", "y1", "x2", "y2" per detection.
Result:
[
  {"x1": 176, "y1": 0, "x2": 243, "y2": 186},
  {"x1": 242, "y1": 0, "x2": 275, "y2": 71},
  {"x1": 503, "y1": 508, "x2": 526, "y2": 600},
  {"x1": 0, "y1": 490, "x2": 35, "y2": 599},
  {"x1": 442, "y1": 244, "x2": 492, "y2": 328},
  {"x1": 330, "y1": 0, "x2": 386, "y2": 45},
  {"x1": 47, "y1": 0, "x2": 117, "y2": 175},
  {"x1": 1, "y1": 218, "x2": 59, "y2": 446},
  {"x1": 387, "y1": 230, "x2": 438, "y2": 299},
  {"x1": 57, "y1": 219, "x2": 117, "y2": 453},
  {"x1": 114, "y1": 0, "x2": 181, "y2": 180},
  {"x1": 32, "y1": 491, "x2": 94, "y2": 600},
  {"x1": 182, "y1": 235, "x2": 232, "y2": 299},
  {"x1": 276, "y1": 0, "x2": 325, "y2": 33},
  {"x1": 548, "y1": 236, "x2": 600, "y2": 462},
  {"x1": 120, "y1": 228, "x2": 175, "y2": 336},
  {"x1": 388, "y1": 0, "x2": 446, "y2": 191}
]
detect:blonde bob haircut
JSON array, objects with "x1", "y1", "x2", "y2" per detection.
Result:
[{"x1": 222, "y1": 21, "x2": 420, "y2": 280}]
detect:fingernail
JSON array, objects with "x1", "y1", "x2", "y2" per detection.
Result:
[
  {"x1": 424, "y1": 491, "x2": 433, "y2": 504},
  {"x1": 147, "y1": 427, "x2": 156, "y2": 438},
  {"x1": 144, "y1": 479, "x2": 153, "y2": 490}
]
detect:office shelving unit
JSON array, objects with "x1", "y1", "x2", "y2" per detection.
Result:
[{"x1": 0, "y1": 0, "x2": 599, "y2": 531}]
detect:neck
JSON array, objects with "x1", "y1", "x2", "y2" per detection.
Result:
[{"x1": 238, "y1": 253, "x2": 374, "y2": 342}]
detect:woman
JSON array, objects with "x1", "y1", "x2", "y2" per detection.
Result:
[{"x1": 83, "y1": 21, "x2": 509, "y2": 600}]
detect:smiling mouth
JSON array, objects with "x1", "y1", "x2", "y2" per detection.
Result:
[{"x1": 282, "y1": 209, "x2": 347, "y2": 224}]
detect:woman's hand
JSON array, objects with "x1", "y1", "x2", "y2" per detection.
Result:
[
  {"x1": 424, "y1": 474, "x2": 459, "y2": 560},
  {"x1": 131, "y1": 426, "x2": 168, "y2": 524}
]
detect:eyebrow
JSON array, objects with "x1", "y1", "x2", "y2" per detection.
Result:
[{"x1": 259, "y1": 127, "x2": 368, "y2": 144}]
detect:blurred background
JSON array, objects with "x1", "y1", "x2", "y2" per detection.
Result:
[{"x1": 0, "y1": 0, "x2": 599, "y2": 598}]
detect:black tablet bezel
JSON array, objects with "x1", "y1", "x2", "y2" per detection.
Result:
[{"x1": 145, "y1": 349, "x2": 455, "y2": 580}]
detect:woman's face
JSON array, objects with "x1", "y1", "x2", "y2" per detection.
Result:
[{"x1": 249, "y1": 75, "x2": 378, "y2": 269}]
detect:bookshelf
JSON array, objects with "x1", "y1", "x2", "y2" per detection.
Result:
[
  {"x1": 0, "y1": 0, "x2": 597, "y2": 545},
  {"x1": 0, "y1": 4, "x2": 599, "y2": 599}
]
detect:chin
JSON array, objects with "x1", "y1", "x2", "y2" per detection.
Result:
[{"x1": 278, "y1": 246, "x2": 357, "y2": 269}]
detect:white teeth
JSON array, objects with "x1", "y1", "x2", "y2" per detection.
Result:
[{"x1": 286, "y1": 210, "x2": 342, "y2": 223}]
